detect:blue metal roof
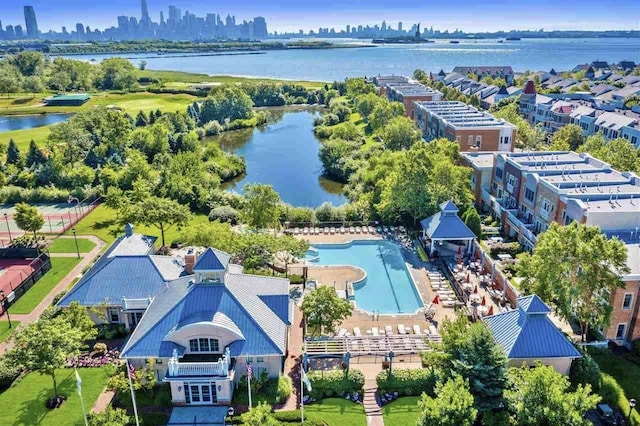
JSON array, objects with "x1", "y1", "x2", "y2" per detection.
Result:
[
  {"x1": 439, "y1": 200, "x2": 459, "y2": 213},
  {"x1": 193, "y1": 248, "x2": 227, "y2": 271},
  {"x1": 517, "y1": 294, "x2": 551, "y2": 314},
  {"x1": 121, "y1": 283, "x2": 285, "y2": 358},
  {"x1": 57, "y1": 256, "x2": 181, "y2": 307},
  {"x1": 484, "y1": 295, "x2": 581, "y2": 359},
  {"x1": 259, "y1": 295, "x2": 292, "y2": 325},
  {"x1": 420, "y1": 212, "x2": 477, "y2": 240}
]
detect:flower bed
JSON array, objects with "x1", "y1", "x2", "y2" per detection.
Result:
[{"x1": 66, "y1": 349, "x2": 121, "y2": 368}]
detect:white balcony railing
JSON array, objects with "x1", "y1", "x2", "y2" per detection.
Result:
[
  {"x1": 167, "y1": 347, "x2": 231, "y2": 378},
  {"x1": 522, "y1": 227, "x2": 538, "y2": 244},
  {"x1": 506, "y1": 183, "x2": 515, "y2": 194},
  {"x1": 540, "y1": 209, "x2": 550, "y2": 221},
  {"x1": 507, "y1": 210, "x2": 522, "y2": 229}
]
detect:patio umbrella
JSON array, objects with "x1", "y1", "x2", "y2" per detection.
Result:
[
  {"x1": 487, "y1": 306, "x2": 494, "y2": 316},
  {"x1": 466, "y1": 272, "x2": 470, "y2": 283},
  {"x1": 473, "y1": 286, "x2": 478, "y2": 294},
  {"x1": 432, "y1": 295, "x2": 439, "y2": 304},
  {"x1": 481, "y1": 296, "x2": 486, "y2": 306},
  {"x1": 457, "y1": 246, "x2": 462, "y2": 265}
]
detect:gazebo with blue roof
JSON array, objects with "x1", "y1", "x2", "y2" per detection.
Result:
[{"x1": 420, "y1": 200, "x2": 477, "y2": 257}]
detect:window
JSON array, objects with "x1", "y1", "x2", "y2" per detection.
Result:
[
  {"x1": 616, "y1": 324, "x2": 626, "y2": 340},
  {"x1": 468, "y1": 135, "x2": 474, "y2": 146},
  {"x1": 188, "y1": 338, "x2": 220, "y2": 353},
  {"x1": 524, "y1": 188, "x2": 535, "y2": 203},
  {"x1": 456, "y1": 136, "x2": 461, "y2": 144},
  {"x1": 247, "y1": 357, "x2": 254, "y2": 363},
  {"x1": 475, "y1": 135, "x2": 482, "y2": 147},
  {"x1": 623, "y1": 294, "x2": 633, "y2": 310},
  {"x1": 256, "y1": 357, "x2": 264, "y2": 363},
  {"x1": 495, "y1": 168, "x2": 503, "y2": 179},
  {"x1": 107, "y1": 308, "x2": 119, "y2": 324}
]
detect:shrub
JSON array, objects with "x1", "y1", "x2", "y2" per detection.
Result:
[
  {"x1": 140, "y1": 413, "x2": 170, "y2": 425},
  {"x1": 0, "y1": 356, "x2": 23, "y2": 388},
  {"x1": 273, "y1": 410, "x2": 323, "y2": 425},
  {"x1": 51, "y1": 290, "x2": 68, "y2": 306},
  {"x1": 209, "y1": 206, "x2": 239, "y2": 224},
  {"x1": 322, "y1": 113, "x2": 340, "y2": 126},
  {"x1": 489, "y1": 242, "x2": 523, "y2": 258},
  {"x1": 203, "y1": 120, "x2": 223, "y2": 136},
  {"x1": 307, "y1": 369, "x2": 364, "y2": 399},
  {"x1": 96, "y1": 324, "x2": 128, "y2": 340},
  {"x1": 598, "y1": 374, "x2": 624, "y2": 408},
  {"x1": 376, "y1": 368, "x2": 440, "y2": 397},
  {"x1": 633, "y1": 339, "x2": 640, "y2": 357},
  {"x1": 569, "y1": 352, "x2": 601, "y2": 391},
  {"x1": 288, "y1": 274, "x2": 304, "y2": 284},
  {"x1": 276, "y1": 376, "x2": 292, "y2": 403},
  {"x1": 481, "y1": 410, "x2": 513, "y2": 426},
  {"x1": 88, "y1": 406, "x2": 130, "y2": 426},
  {"x1": 93, "y1": 342, "x2": 108, "y2": 356},
  {"x1": 314, "y1": 125, "x2": 334, "y2": 139}
]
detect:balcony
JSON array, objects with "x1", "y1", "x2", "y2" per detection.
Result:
[
  {"x1": 540, "y1": 209, "x2": 550, "y2": 221},
  {"x1": 522, "y1": 227, "x2": 538, "y2": 244},
  {"x1": 506, "y1": 183, "x2": 515, "y2": 194},
  {"x1": 167, "y1": 347, "x2": 232, "y2": 378},
  {"x1": 506, "y1": 210, "x2": 523, "y2": 230}
]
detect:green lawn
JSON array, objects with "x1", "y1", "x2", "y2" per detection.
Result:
[
  {"x1": 303, "y1": 398, "x2": 367, "y2": 426},
  {"x1": 381, "y1": 396, "x2": 422, "y2": 426},
  {"x1": 8, "y1": 257, "x2": 82, "y2": 314},
  {"x1": 48, "y1": 238, "x2": 96, "y2": 254},
  {"x1": 0, "y1": 367, "x2": 109, "y2": 426},
  {"x1": 0, "y1": 125, "x2": 53, "y2": 152},
  {"x1": 0, "y1": 320, "x2": 20, "y2": 343},
  {"x1": 592, "y1": 351, "x2": 640, "y2": 425},
  {"x1": 67, "y1": 204, "x2": 209, "y2": 246}
]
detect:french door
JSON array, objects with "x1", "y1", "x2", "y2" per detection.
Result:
[{"x1": 184, "y1": 382, "x2": 217, "y2": 405}]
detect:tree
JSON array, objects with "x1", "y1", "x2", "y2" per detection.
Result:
[
  {"x1": 88, "y1": 407, "x2": 130, "y2": 426},
  {"x1": 345, "y1": 77, "x2": 375, "y2": 97},
  {"x1": 417, "y1": 376, "x2": 478, "y2": 426},
  {"x1": 9, "y1": 51, "x2": 44, "y2": 76},
  {"x1": 26, "y1": 139, "x2": 46, "y2": 167},
  {"x1": 138, "y1": 60, "x2": 148, "y2": 71},
  {"x1": 580, "y1": 135, "x2": 640, "y2": 173},
  {"x1": 6, "y1": 138, "x2": 22, "y2": 166},
  {"x1": 569, "y1": 351, "x2": 601, "y2": 392},
  {"x1": 0, "y1": 64, "x2": 22, "y2": 97},
  {"x1": 97, "y1": 58, "x2": 138, "y2": 91},
  {"x1": 239, "y1": 402, "x2": 280, "y2": 426},
  {"x1": 199, "y1": 85, "x2": 254, "y2": 124},
  {"x1": 380, "y1": 116, "x2": 422, "y2": 150},
  {"x1": 462, "y1": 207, "x2": 482, "y2": 239},
  {"x1": 505, "y1": 364, "x2": 600, "y2": 426},
  {"x1": 450, "y1": 323, "x2": 508, "y2": 412},
  {"x1": 550, "y1": 124, "x2": 584, "y2": 151},
  {"x1": 135, "y1": 110, "x2": 148, "y2": 127},
  {"x1": 301, "y1": 286, "x2": 353, "y2": 336},
  {"x1": 9, "y1": 316, "x2": 86, "y2": 399},
  {"x1": 355, "y1": 93, "x2": 380, "y2": 118},
  {"x1": 13, "y1": 202, "x2": 44, "y2": 237},
  {"x1": 240, "y1": 184, "x2": 282, "y2": 231},
  {"x1": 122, "y1": 197, "x2": 191, "y2": 247},
  {"x1": 492, "y1": 103, "x2": 546, "y2": 150},
  {"x1": 22, "y1": 76, "x2": 45, "y2": 98},
  {"x1": 518, "y1": 222, "x2": 629, "y2": 341},
  {"x1": 59, "y1": 301, "x2": 98, "y2": 342},
  {"x1": 369, "y1": 99, "x2": 405, "y2": 131}
]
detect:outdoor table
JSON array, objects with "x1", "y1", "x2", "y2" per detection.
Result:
[
  {"x1": 497, "y1": 253, "x2": 513, "y2": 261},
  {"x1": 477, "y1": 305, "x2": 489, "y2": 316},
  {"x1": 470, "y1": 294, "x2": 481, "y2": 304}
]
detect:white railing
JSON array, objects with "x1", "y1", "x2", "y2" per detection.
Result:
[
  {"x1": 540, "y1": 209, "x2": 550, "y2": 221},
  {"x1": 122, "y1": 297, "x2": 152, "y2": 311},
  {"x1": 507, "y1": 210, "x2": 522, "y2": 229},
  {"x1": 522, "y1": 227, "x2": 537, "y2": 244},
  {"x1": 506, "y1": 183, "x2": 515, "y2": 194},
  {"x1": 167, "y1": 347, "x2": 231, "y2": 378}
]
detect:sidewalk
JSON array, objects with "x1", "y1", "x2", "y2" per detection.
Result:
[{"x1": 0, "y1": 235, "x2": 106, "y2": 354}]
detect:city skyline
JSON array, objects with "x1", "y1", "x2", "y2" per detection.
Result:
[{"x1": 0, "y1": 0, "x2": 639, "y2": 36}]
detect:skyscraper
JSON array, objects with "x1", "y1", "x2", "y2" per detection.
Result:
[
  {"x1": 141, "y1": 0, "x2": 150, "y2": 23},
  {"x1": 23, "y1": 6, "x2": 39, "y2": 38},
  {"x1": 253, "y1": 17, "x2": 268, "y2": 39}
]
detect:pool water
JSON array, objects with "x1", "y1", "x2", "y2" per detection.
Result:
[{"x1": 309, "y1": 240, "x2": 423, "y2": 314}]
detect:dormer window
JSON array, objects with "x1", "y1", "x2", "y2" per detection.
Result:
[
  {"x1": 198, "y1": 271, "x2": 222, "y2": 284},
  {"x1": 189, "y1": 338, "x2": 220, "y2": 353}
]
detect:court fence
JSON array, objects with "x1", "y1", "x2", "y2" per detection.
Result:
[{"x1": 0, "y1": 252, "x2": 52, "y2": 315}]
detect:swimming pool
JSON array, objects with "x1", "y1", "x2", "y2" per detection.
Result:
[{"x1": 309, "y1": 240, "x2": 423, "y2": 314}]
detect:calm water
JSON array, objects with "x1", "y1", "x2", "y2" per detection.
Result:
[
  {"x1": 0, "y1": 114, "x2": 70, "y2": 133},
  {"x1": 216, "y1": 108, "x2": 346, "y2": 207},
  {"x1": 310, "y1": 240, "x2": 423, "y2": 314},
  {"x1": 65, "y1": 38, "x2": 640, "y2": 81}
]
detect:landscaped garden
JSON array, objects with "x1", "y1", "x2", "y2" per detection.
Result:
[
  {"x1": 8, "y1": 257, "x2": 82, "y2": 314},
  {"x1": 48, "y1": 237, "x2": 96, "y2": 254},
  {"x1": 591, "y1": 349, "x2": 640, "y2": 425},
  {"x1": 303, "y1": 398, "x2": 367, "y2": 426},
  {"x1": 0, "y1": 320, "x2": 20, "y2": 343},
  {"x1": 381, "y1": 396, "x2": 422, "y2": 426},
  {"x1": 0, "y1": 367, "x2": 109, "y2": 426}
]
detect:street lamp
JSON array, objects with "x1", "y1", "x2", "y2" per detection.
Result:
[
  {"x1": 3, "y1": 213, "x2": 11, "y2": 243},
  {"x1": 0, "y1": 290, "x2": 12, "y2": 328},
  {"x1": 225, "y1": 407, "x2": 235, "y2": 426},
  {"x1": 628, "y1": 398, "x2": 637, "y2": 424},
  {"x1": 72, "y1": 228, "x2": 80, "y2": 259}
]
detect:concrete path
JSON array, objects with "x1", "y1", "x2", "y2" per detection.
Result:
[
  {"x1": 91, "y1": 389, "x2": 115, "y2": 413},
  {"x1": 278, "y1": 305, "x2": 304, "y2": 412},
  {"x1": 363, "y1": 379, "x2": 384, "y2": 426},
  {"x1": 0, "y1": 235, "x2": 106, "y2": 354}
]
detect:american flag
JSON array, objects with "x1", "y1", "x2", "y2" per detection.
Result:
[
  {"x1": 128, "y1": 362, "x2": 136, "y2": 380},
  {"x1": 247, "y1": 363, "x2": 252, "y2": 379}
]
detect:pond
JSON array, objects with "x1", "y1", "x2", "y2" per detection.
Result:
[
  {"x1": 217, "y1": 107, "x2": 346, "y2": 207},
  {"x1": 0, "y1": 114, "x2": 70, "y2": 133}
]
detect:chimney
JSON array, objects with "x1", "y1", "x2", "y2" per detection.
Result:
[
  {"x1": 125, "y1": 223, "x2": 134, "y2": 237},
  {"x1": 185, "y1": 248, "x2": 197, "y2": 274}
]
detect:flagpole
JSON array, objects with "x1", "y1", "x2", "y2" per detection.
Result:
[
  {"x1": 247, "y1": 358, "x2": 252, "y2": 410},
  {"x1": 300, "y1": 363, "x2": 304, "y2": 424},
  {"x1": 127, "y1": 360, "x2": 140, "y2": 426},
  {"x1": 75, "y1": 367, "x2": 88, "y2": 426}
]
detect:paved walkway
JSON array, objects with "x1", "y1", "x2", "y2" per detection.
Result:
[
  {"x1": 91, "y1": 389, "x2": 115, "y2": 413},
  {"x1": 363, "y1": 379, "x2": 384, "y2": 426},
  {"x1": 0, "y1": 235, "x2": 106, "y2": 354},
  {"x1": 278, "y1": 305, "x2": 304, "y2": 412}
]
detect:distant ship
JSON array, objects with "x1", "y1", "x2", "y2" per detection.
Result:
[
  {"x1": 449, "y1": 40, "x2": 460, "y2": 44},
  {"x1": 505, "y1": 37, "x2": 521, "y2": 41}
]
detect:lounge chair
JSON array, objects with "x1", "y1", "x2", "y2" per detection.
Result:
[
  {"x1": 372, "y1": 327, "x2": 380, "y2": 336},
  {"x1": 323, "y1": 227, "x2": 329, "y2": 234},
  {"x1": 355, "y1": 226, "x2": 361, "y2": 233},
  {"x1": 330, "y1": 227, "x2": 335, "y2": 234},
  {"x1": 397, "y1": 324, "x2": 407, "y2": 334},
  {"x1": 340, "y1": 226, "x2": 346, "y2": 234},
  {"x1": 353, "y1": 327, "x2": 362, "y2": 336},
  {"x1": 413, "y1": 325, "x2": 422, "y2": 335},
  {"x1": 303, "y1": 227, "x2": 309, "y2": 235},
  {"x1": 442, "y1": 300, "x2": 456, "y2": 308},
  {"x1": 385, "y1": 325, "x2": 393, "y2": 335},
  {"x1": 337, "y1": 328, "x2": 347, "y2": 337},
  {"x1": 349, "y1": 226, "x2": 355, "y2": 233},
  {"x1": 314, "y1": 227, "x2": 320, "y2": 235},
  {"x1": 428, "y1": 325, "x2": 438, "y2": 335}
]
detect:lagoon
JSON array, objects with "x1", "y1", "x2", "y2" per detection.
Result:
[
  {"x1": 64, "y1": 38, "x2": 640, "y2": 82},
  {"x1": 0, "y1": 114, "x2": 70, "y2": 133},
  {"x1": 217, "y1": 108, "x2": 346, "y2": 207}
]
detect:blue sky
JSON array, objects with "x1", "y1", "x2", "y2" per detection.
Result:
[{"x1": 1, "y1": 0, "x2": 639, "y2": 33}]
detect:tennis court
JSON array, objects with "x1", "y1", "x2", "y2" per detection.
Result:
[
  {"x1": 0, "y1": 254, "x2": 51, "y2": 313},
  {"x1": 0, "y1": 201, "x2": 98, "y2": 241}
]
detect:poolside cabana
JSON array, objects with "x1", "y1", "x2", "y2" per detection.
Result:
[{"x1": 420, "y1": 200, "x2": 477, "y2": 257}]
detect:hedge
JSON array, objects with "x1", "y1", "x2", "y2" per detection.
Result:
[
  {"x1": 273, "y1": 410, "x2": 324, "y2": 425},
  {"x1": 376, "y1": 368, "x2": 440, "y2": 397},
  {"x1": 0, "y1": 185, "x2": 98, "y2": 204},
  {"x1": 307, "y1": 369, "x2": 364, "y2": 399},
  {"x1": 489, "y1": 242, "x2": 523, "y2": 258}
]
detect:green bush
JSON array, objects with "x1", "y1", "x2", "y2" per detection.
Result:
[
  {"x1": 489, "y1": 242, "x2": 523, "y2": 258},
  {"x1": 376, "y1": 368, "x2": 440, "y2": 396},
  {"x1": 569, "y1": 352, "x2": 601, "y2": 391},
  {"x1": 209, "y1": 206, "x2": 238, "y2": 224},
  {"x1": 276, "y1": 376, "x2": 292, "y2": 404},
  {"x1": 88, "y1": 406, "x2": 130, "y2": 426},
  {"x1": 139, "y1": 412, "x2": 170, "y2": 425},
  {"x1": 51, "y1": 290, "x2": 68, "y2": 306},
  {"x1": 288, "y1": 274, "x2": 304, "y2": 284},
  {"x1": 598, "y1": 374, "x2": 624, "y2": 406},
  {"x1": 307, "y1": 369, "x2": 364, "y2": 399},
  {"x1": 481, "y1": 410, "x2": 513, "y2": 426},
  {"x1": 272, "y1": 411, "x2": 323, "y2": 425},
  {"x1": 96, "y1": 324, "x2": 128, "y2": 340},
  {"x1": 633, "y1": 339, "x2": 640, "y2": 357},
  {"x1": 0, "y1": 356, "x2": 23, "y2": 388},
  {"x1": 93, "y1": 342, "x2": 108, "y2": 356}
]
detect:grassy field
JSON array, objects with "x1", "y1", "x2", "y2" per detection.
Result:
[
  {"x1": 48, "y1": 238, "x2": 96, "y2": 254},
  {"x1": 303, "y1": 398, "x2": 367, "y2": 426},
  {"x1": 0, "y1": 320, "x2": 20, "y2": 343},
  {"x1": 592, "y1": 351, "x2": 640, "y2": 425},
  {"x1": 381, "y1": 396, "x2": 422, "y2": 426},
  {"x1": 0, "y1": 367, "x2": 109, "y2": 426},
  {"x1": 8, "y1": 257, "x2": 82, "y2": 314},
  {"x1": 67, "y1": 204, "x2": 209, "y2": 245}
]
